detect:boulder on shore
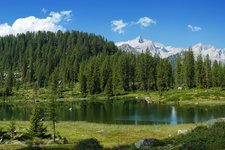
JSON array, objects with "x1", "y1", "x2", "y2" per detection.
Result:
[
  {"x1": 206, "y1": 118, "x2": 225, "y2": 128},
  {"x1": 135, "y1": 138, "x2": 162, "y2": 149}
]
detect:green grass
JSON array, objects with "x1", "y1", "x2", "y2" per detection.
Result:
[
  {"x1": 0, "y1": 121, "x2": 197, "y2": 149},
  {"x1": 2, "y1": 86, "x2": 225, "y2": 106},
  {"x1": 112, "y1": 88, "x2": 225, "y2": 106}
]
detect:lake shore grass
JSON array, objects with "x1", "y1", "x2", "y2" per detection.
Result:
[
  {"x1": 2, "y1": 87, "x2": 225, "y2": 106},
  {"x1": 0, "y1": 121, "x2": 198, "y2": 149}
]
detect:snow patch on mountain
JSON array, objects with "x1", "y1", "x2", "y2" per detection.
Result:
[
  {"x1": 116, "y1": 36, "x2": 225, "y2": 62},
  {"x1": 116, "y1": 36, "x2": 183, "y2": 58}
]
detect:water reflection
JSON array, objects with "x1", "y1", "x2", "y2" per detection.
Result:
[
  {"x1": 171, "y1": 106, "x2": 177, "y2": 125},
  {"x1": 0, "y1": 100, "x2": 225, "y2": 124}
]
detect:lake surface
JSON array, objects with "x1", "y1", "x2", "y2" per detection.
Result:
[{"x1": 0, "y1": 100, "x2": 225, "y2": 124}]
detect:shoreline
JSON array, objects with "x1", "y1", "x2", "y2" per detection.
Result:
[{"x1": 2, "y1": 87, "x2": 225, "y2": 106}]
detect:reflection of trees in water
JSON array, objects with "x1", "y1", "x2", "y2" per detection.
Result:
[{"x1": 1, "y1": 102, "x2": 225, "y2": 124}]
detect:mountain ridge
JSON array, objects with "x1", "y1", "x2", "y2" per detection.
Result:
[{"x1": 116, "y1": 36, "x2": 225, "y2": 62}]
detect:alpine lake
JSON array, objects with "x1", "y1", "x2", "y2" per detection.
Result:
[{"x1": 0, "y1": 100, "x2": 225, "y2": 125}]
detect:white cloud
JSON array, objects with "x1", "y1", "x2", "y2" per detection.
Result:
[
  {"x1": 111, "y1": 17, "x2": 156, "y2": 34},
  {"x1": 111, "y1": 20, "x2": 127, "y2": 34},
  {"x1": 0, "y1": 10, "x2": 72, "y2": 36},
  {"x1": 137, "y1": 17, "x2": 157, "y2": 27},
  {"x1": 41, "y1": 8, "x2": 47, "y2": 14},
  {"x1": 188, "y1": 24, "x2": 202, "y2": 32},
  {"x1": 61, "y1": 10, "x2": 72, "y2": 22}
]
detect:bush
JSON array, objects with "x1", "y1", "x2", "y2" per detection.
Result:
[
  {"x1": 0, "y1": 127, "x2": 6, "y2": 136},
  {"x1": 74, "y1": 138, "x2": 103, "y2": 150},
  {"x1": 25, "y1": 138, "x2": 44, "y2": 147},
  {"x1": 2, "y1": 133, "x2": 11, "y2": 140},
  {"x1": 15, "y1": 133, "x2": 33, "y2": 141},
  {"x1": 169, "y1": 122, "x2": 225, "y2": 150},
  {"x1": 180, "y1": 139, "x2": 207, "y2": 150}
]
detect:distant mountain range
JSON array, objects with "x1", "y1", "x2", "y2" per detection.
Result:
[{"x1": 116, "y1": 36, "x2": 225, "y2": 62}]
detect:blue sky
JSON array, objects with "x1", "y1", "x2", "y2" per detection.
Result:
[{"x1": 0, "y1": 0, "x2": 225, "y2": 48}]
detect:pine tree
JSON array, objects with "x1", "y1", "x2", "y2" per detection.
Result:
[
  {"x1": 219, "y1": 63, "x2": 224, "y2": 88},
  {"x1": 136, "y1": 53, "x2": 148, "y2": 90},
  {"x1": 157, "y1": 59, "x2": 170, "y2": 96},
  {"x1": 212, "y1": 60, "x2": 220, "y2": 87},
  {"x1": 36, "y1": 64, "x2": 46, "y2": 88},
  {"x1": 100, "y1": 56, "x2": 111, "y2": 91},
  {"x1": 195, "y1": 54, "x2": 203, "y2": 88},
  {"x1": 128, "y1": 53, "x2": 136, "y2": 91},
  {"x1": 79, "y1": 61, "x2": 87, "y2": 96},
  {"x1": 87, "y1": 58, "x2": 95, "y2": 95},
  {"x1": 175, "y1": 56, "x2": 183, "y2": 87},
  {"x1": 92, "y1": 59, "x2": 101, "y2": 93},
  {"x1": 111, "y1": 53, "x2": 122, "y2": 94},
  {"x1": 105, "y1": 75, "x2": 113, "y2": 97},
  {"x1": 29, "y1": 104, "x2": 47, "y2": 137},
  {"x1": 48, "y1": 99, "x2": 57, "y2": 143},
  {"x1": 205, "y1": 54, "x2": 212, "y2": 88},
  {"x1": 201, "y1": 62, "x2": 207, "y2": 88},
  {"x1": 183, "y1": 50, "x2": 195, "y2": 88},
  {"x1": 118, "y1": 54, "x2": 130, "y2": 91},
  {"x1": 5, "y1": 68, "x2": 13, "y2": 96},
  {"x1": 87, "y1": 57, "x2": 101, "y2": 94},
  {"x1": 221, "y1": 65, "x2": 225, "y2": 89},
  {"x1": 50, "y1": 70, "x2": 59, "y2": 98},
  {"x1": 9, "y1": 120, "x2": 16, "y2": 140},
  {"x1": 27, "y1": 42, "x2": 34, "y2": 83},
  {"x1": 136, "y1": 50, "x2": 155, "y2": 91}
]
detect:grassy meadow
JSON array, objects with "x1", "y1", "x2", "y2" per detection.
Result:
[{"x1": 0, "y1": 121, "x2": 198, "y2": 149}]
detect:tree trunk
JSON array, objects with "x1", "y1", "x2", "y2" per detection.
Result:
[{"x1": 53, "y1": 120, "x2": 56, "y2": 143}]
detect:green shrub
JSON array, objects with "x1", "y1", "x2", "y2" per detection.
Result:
[
  {"x1": 2, "y1": 133, "x2": 11, "y2": 140},
  {"x1": 15, "y1": 133, "x2": 33, "y2": 141},
  {"x1": 0, "y1": 127, "x2": 6, "y2": 136},
  {"x1": 74, "y1": 138, "x2": 103, "y2": 150},
  {"x1": 25, "y1": 138, "x2": 44, "y2": 147},
  {"x1": 169, "y1": 122, "x2": 225, "y2": 150}
]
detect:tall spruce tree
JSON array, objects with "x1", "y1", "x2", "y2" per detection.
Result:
[
  {"x1": 87, "y1": 57, "x2": 101, "y2": 94},
  {"x1": 48, "y1": 99, "x2": 57, "y2": 143},
  {"x1": 118, "y1": 54, "x2": 130, "y2": 91},
  {"x1": 100, "y1": 56, "x2": 111, "y2": 91},
  {"x1": 128, "y1": 53, "x2": 136, "y2": 91},
  {"x1": 156, "y1": 59, "x2": 170, "y2": 96},
  {"x1": 79, "y1": 61, "x2": 87, "y2": 96},
  {"x1": 205, "y1": 54, "x2": 212, "y2": 88},
  {"x1": 5, "y1": 68, "x2": 13, "y2": 96},
  {"x1": 195, "y1": 54, "x2": 204, "y2": 88},
  {"x1": 221, "y1": 65, "x2": 225, "y2": 89},
  {"x1": 175, "y1": 56, "x2": 183, "y2": 87},
  {"x1": 105, "y1": 75, "x2": 113, "y2": 97},
  {"x1": 183, "y1": 50, "x2": 195, "y2": 88},
  {"x1": 212, "y1": 60, "x2": 220, "y2": 87}
]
